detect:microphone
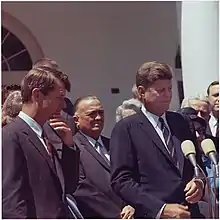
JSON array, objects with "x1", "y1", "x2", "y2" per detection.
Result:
[
  {"x1": 181, "y1": 140, "x2": 200, "y2": 178},
  {"x1": 181, "y1": 140, "x2": 215, "y2": 217},
  {"x1": 201, "y1": 139, "x2": 219, "y2": 177}
]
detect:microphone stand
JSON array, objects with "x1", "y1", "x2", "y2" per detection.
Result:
[
  {"x1": 195, "y1": 164, "x2": 213, "y2": 218},
  {"x1": 211, "y1": 162, "x2": 219, "y2": 218}
]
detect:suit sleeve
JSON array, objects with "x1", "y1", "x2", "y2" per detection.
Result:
[
  {"x1": 61, "y1": 143, "x2": 80, "y2": 194},
  {"x1": 110, "y1": 121, "x2": 165, "y2": 218},
  {"x1": 73, "y1": 161, "x2": 121, "y2": 218},
  {"x1": 2, "y1": 131, "x2": 30, "y2": 218}
]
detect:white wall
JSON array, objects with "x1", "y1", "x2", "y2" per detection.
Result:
[{"x1": 2, "y1": 2, "x2": 179, "y2": 137}]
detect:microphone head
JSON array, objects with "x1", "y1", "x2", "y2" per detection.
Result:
[
  {"x1": 201, "y1": 139, "x2": 216, "y2": 156},
  {"x1": 181, "y1": 140, "x2": 196, "y2": 157}
]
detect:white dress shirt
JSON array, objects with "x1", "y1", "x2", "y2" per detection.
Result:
[
  {"x1": 80, "y1": 131, "x2": 110, "y2": 161},
  {"x1": 209, "y1": 114, "x2": 218, "y2": 137},
  {"x1": 141, "y1": 105, "x2": 171, "y2": 152}
]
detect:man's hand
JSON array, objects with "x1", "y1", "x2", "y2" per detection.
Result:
[
  {"x1": 49, "y1": 113, "x2": 73, "y2": 147},
  {"x1": 161, "y1": 204, "x2": 190, "y2": 219},
  {"x1": 184, "y1": 179, "x2": 204, "y2": 203},
  {"x1": 120, "y1": 205, "x2": 135, "y2": 219}
]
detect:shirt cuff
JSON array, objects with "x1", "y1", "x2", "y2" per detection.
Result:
[{"x1": 156, "y1": 203, "x2": 166, "y2": 219}]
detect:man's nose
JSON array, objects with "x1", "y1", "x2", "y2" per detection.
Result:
[{"x1": 95, "y1": 114, "x2": 102, "y2": 120}]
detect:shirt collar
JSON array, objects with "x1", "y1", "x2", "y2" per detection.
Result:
[
  {"x1": 141, "y1": 105, "x2": 167, "y2": 129},
  {"x1": 18, "y1": 111, "x2": 43, "y2": 138},
  {"x1": 79, "y1": 131, "x2": 103, "y2": 148},
  {"x1": 209, "y1": 114, "x2": 218, "y2": 127}
]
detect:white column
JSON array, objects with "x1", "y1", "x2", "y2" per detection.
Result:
[{"x1": 181, "y1": 1, "x2": 219, "y2": 97}]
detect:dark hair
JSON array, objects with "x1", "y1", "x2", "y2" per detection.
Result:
[
  {"x1": 21, "y1": 68, "x2": 60, "y2": 103},
  {"x1": 6, "y1": 84, "x2": 21, "y2": 92},
  {"x1": 136, "y1": 61, "x2": 173, "y2": 88},
  {"x1": 177, "y1": 107, "x2": 198, "y2": 135},
  {"x1": 207, "y1": 81, "x2": 219, "y2": 95},
  {"x1": 177, "y1": 107, "x2": 198, "y2": 119},
  {"x1": 33, "y1": 66, "x2": 71, "y2": 92},
  {"x1": 63, "y1": 97, "x2": 74, "y2": 116},
  {"x1": 177, "y1": 107, "x2": 207, "y2": 136},
  {"x1": 33, "y1": 57, "x2": 59, "y2": 69},
  {"x1": 191, "y1": 117, "x2": 207, "y2": 131}
]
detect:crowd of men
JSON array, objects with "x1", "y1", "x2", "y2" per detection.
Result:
[{"x1": 2, "y1": 58, "x2": 219, "y2": 219}]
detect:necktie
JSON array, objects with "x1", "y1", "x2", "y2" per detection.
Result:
[
  {"x1": 41, "y1": 131, "x2": 64, "y2": 184},
  {"x1": 159, "y1": 117, "x2": 178, "y2": 167},
  {"x1": 95, "y1": 141, "x2": 110, "y2": 166},
  {"x1": 42, "y1": 131, "x2": 54, "y2": 157},
  {"x1": 216, "y1": 119, "x2": 219, "y2": 137}
]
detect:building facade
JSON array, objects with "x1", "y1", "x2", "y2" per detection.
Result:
[{"x1": 2, "y1": 1, "x2": 217, "y2": 136}]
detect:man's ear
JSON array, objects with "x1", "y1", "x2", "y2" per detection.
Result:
[
  {"x1": 32, "y1": 88, "x2": 42, "y2": 102},
  {"x1": 137, "y1": 85, "x2": 145, "y2": 100},
  {"x1": 73, "y1": 114, "x2": 80, "y2": 128}
]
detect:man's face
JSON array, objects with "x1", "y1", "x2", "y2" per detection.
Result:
[
  {"x1": 39, "y1": 79, "x2": 66, "y2": 118},
  {"x1": 75, "y1": 99, "x2": 104, "y2": 139},
  {"x1": 190, "y1": 100, "x2": 210, "y2": 121},
  {"x1": 138, "y1": 79, "x2": 172, "y2": 116},
  {"x1": 208, "y1": 84, "x2": 219, "y2": 114}
]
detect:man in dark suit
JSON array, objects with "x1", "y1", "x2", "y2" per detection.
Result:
[
  {"x1": 110, "y1": 61, "x2": 205, "y2": 218},
  {"x1": 206, "y1": 81, "x2": 219, "y2": 137},
  {"x1": 2, "y1": 67, "x2": 78, "y2": 218},
  {"x1": 72, "y1": 96, "x2": 134, "y2": 218}
]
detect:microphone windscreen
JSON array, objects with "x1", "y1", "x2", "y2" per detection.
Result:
[
  {"x1": 201, "y1": 139, "x2": 216, "y2": 156},
  {"x1": 181, "y1": 140, "x2": 196, "y2": 157}
]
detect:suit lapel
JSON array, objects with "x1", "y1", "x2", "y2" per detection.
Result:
[
  {"x1": 18, "y1": 118, "x2": 61, "y2": 178},
  {"x1": 42, "y1": 122, "x2": 66, "y2": 195},
  {"x1": 22, "y1": 127, "x2": 58, "y2": 175},
  {"x1": 139, "y1": 112, "x2": 181, "y2": 175},
  {"x1": 75, "y1": 133, "x2": 110, "y2": 171}
]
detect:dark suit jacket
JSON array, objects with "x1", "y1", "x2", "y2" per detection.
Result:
[
  {"x1": 2, "y1": 117, "x2": 79, "y2": 219},
  {"x1": 205, "y1": 116, "x2": 219, "y2": 151},
  {"x1": 110, "y1": 111, "x2": 204, "y2": 218},
  {"x1": 73, "y1": 132, "x2": 124, "y2": 218},
  {"x1": 43, "y1": 122, "x2": 80, "y2": 194}
]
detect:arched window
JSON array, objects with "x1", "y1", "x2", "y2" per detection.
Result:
[
  {"x1": 2, "y1": 11, "x2": 44, "y2": 85},
  {"x1": 2, "y1": 26, "x2": 32, "y2": 71}
]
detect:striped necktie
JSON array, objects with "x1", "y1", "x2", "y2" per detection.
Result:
[
  {"x1": 159, "y1": 117, "x2": 178, "y2": 167},
  {"x1": 95, "y1": 141, "x2": 110, "y2": 166}
]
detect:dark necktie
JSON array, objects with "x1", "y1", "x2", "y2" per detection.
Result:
[
  {"x1": 216, "y1": 119, "x2": 219, "y2": 137},
  {"x1": 41, "y1": 131, "x2": 64, "y2": 186},
  {"x1": 159, "y1": 117, "x2": 178, "y2": 167},
  {"x1": 42, "y1": 131, "x2": 56, "y2": 166},
  {"x1": 95, "y1": 141, "x2": 110, "y2": 166}
]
